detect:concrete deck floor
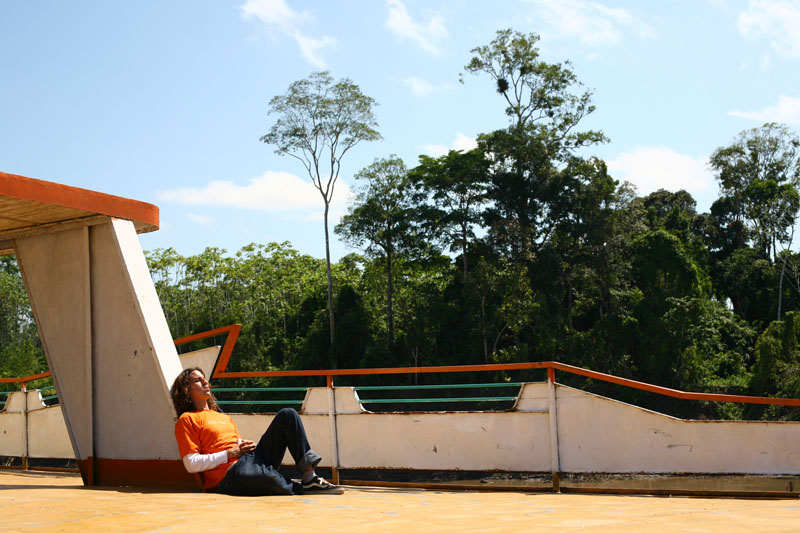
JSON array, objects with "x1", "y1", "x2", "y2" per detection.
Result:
[{"x1": 2, "y1": 471, "x2": 799, "y2": 532}]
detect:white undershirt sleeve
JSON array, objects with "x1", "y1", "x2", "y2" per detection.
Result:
[{"x1": 182, "y1": 451, "x2": 228, "y2": 473}]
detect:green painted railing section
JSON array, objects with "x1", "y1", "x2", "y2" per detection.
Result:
[
  {"x1": 213, "y1": 387, "x2": 308, "y2": 392},
  {"x1": 214, "y1": 386, "x2": 306, "y2": 406},
  {"x1": 217, "y1": 400, "x2": 304, "y2": 405},
  {"x1": 0, "y1": 383, "x2": 522, "y2": 409},
  {"x1": 354, "y1": 382, "x2": 520, "y2": 405},
  {"x1": 210, "y1": 382, "x2": 521, "y2": 408},
  {"x1": 0, "y1": 387, "x2": 58, "y2": 407},
  {"x1": 354, "y1": 382, "x2": 522, "y2": 391},
  {"x1": 359, "y1": 396, "x2": 516, "y2": 404},
  {"x1": 40, "y1": 386, "x2": 57, "y2": 403}
]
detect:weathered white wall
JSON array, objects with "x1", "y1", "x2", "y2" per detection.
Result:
[
  {"x1": 230, "y1": 393, "x2": 551, "y2": 471},
  {"x1": 335, "y1": 411, "x2": 550, "y2": 470},
  {"x1": 556, "y1": 385, "x2": 800, "y2": 474},
  {"x1": 3, "y1": 381, "x2": 799, "y2": 475},
  {"x1": 0, "y1": 392, "x2": 25, "y2": 457},
  {"x1": 26, "y1": 391, "x2": 73, "y2": 459},
  {"x1": 178, "y1": 346, "x2": 220, "y2": 378}
]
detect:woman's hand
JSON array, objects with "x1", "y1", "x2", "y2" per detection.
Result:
[{"x1": 226, "y1": 439, "x2": 256, "y2": 460}]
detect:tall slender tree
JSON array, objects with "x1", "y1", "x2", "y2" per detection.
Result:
[{"x1": 262, "y1": 71, "x2": 381, "y2": 344}]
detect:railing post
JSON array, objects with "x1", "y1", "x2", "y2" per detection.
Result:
[
  {"x1": 21, "y1": 388, "x2": 29, "y2": 471},
  {"x1": 547, "y1": 367, "x2": 560, "y2": 492},
  {"x1": 327, "y1": 375, "x2": 340, "y2": 484}
]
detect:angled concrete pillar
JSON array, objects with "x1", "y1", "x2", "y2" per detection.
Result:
[{"x1": 1, "y1": 172, "x2": 196, "y2": 488}]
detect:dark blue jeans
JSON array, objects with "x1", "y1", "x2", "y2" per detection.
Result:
[{"x1": 214, "y1": 408, "x2": 321, "y2": 496}]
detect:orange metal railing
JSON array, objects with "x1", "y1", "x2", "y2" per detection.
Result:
[
  {"x1": 0, "y1": 371, "x2": 51, "y2": 392},
  {"x1": 210, "y1": 358, "x2": 800, "y2": 407},
  {"x1": 173, "y1": 323, "x2": 241, "y2": 378}
]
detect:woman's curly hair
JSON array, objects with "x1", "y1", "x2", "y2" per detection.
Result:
[{"x1": 170, "y1": 367, "x2": 221, "y2": 417}]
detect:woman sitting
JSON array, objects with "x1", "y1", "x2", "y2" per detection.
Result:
[{"x1": 170, "y1": 367, "x2": 342, "y2": 495}]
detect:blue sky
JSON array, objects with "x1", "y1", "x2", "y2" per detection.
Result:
[{"x1": 2, "y1": 0, "x2": 799, "y2": 260}]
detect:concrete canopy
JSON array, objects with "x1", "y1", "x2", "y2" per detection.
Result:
[{"x1": 0, "y1": 171, "x2": 159, "y2": 256}]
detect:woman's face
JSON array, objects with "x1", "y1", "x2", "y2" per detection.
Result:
[{"x1": 187, "y1": 370, "x2": 211, "y2": 404}]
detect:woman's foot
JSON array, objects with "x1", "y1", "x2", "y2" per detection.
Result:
[{"x1": 302, "y1": 475, "x2": 345, "y2": 494}]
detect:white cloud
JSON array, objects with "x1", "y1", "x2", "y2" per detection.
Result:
[
  {"x1": 241, "y1": 0, "x2": 337, "y2": 68},
  {"x1": 157, "y1": 171, "x2": 352, "y2": 217},
  {"x1": 242, "y1": 0, "x2": 306, "y2": 26},
  {"x1": 186, "y1": 213, "x2": 216, "y2": 226},
  {"x1": 295, "y1": 34, "x2": 338, "y2": 68},
  {"x1": 607, "y1": 147, "x2": 714, "y2": 198},
  {"x1": 421, "y1": 143, "x2": 449, "y2": 157},
  {"x1": 385, "y1": 0, "x2": 447, "y2": 56},
  {"x1": 527, "y1": 0, "x2": 654, "y2": 47},
  {"x1": 402, "y1": 76, "x2": 452, "y2": 97},
  {"x1": 738, "y1": 0, "x2": 800, "y2": 59},
  {"x1": 421, "y1": 132, "x2": 478, "y2": 157},
  {"x1": 729, "y1": 94, "x2": 800, "y2": 124},
  {"x1": 452, "y1": 132, "x2": 478, "y2": 152}
]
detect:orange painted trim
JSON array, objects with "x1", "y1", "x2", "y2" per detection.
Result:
[
  {"x1": 0, "y1": 171, "x2": 159, "y2": 232},
  {"x1": 76, "y1": 456, "x2": 95, "y2": 486},
  {"x1": 0, "y1": 370, "x2": 52, "y2": 387},
  {"x1": 546, "y1": 361, "x2": 800, "y2": 406},
  {"x1": 173, "y1": 324, "x2": 242, "y2": 378},
  {"x1": 78, "y1": 458, "x2": 201, "y2": 489},
  {"x1": 214, "y1": 362, "x2": 549, "y2": 378}
]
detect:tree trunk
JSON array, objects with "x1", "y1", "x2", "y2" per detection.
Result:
[
  {"x1": 777, "y1": 227, "x2": 795, "y2": 321},
  {"x1": 492, "y1": 324, "x2": 507, "y2": 356},
  {"x1": 778, "y1": 252, "x2": 788, "y2": 321},
  {"x1": 412, "y1": 344, "x2": 419, "y2": 385},
  {"x1": 323, "y1": 201, "x2": 335, "y2": 346},
  {"x1": 481, "y1": 294, "x2": 488, "y2": 362},
  {"x1": 567, "y1": 280, "x2": 573, "y2": 330},
  {"x1": 461, "y1": 222, "x2": 469, "y2": 285},
  {"x1": 387, "y1": 250, "x2": 394, "y2": 350}
]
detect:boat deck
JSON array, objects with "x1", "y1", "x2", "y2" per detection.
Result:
[{"x1": 2, "y1": 471, "x2": 799, "y2": 531}]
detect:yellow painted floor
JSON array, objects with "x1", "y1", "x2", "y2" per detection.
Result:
[{"x1": 1, "y1": 471, "x2": 799, "y2": 532}]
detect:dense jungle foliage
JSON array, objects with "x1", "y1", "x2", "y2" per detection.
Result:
[{"x1": 2, "y1": 30, "x2": 800, "y2": 420}]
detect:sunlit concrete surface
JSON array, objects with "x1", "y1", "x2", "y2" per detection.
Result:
[{"x1": 2, "y1": 471, "x2": 799, "y2": 532}]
